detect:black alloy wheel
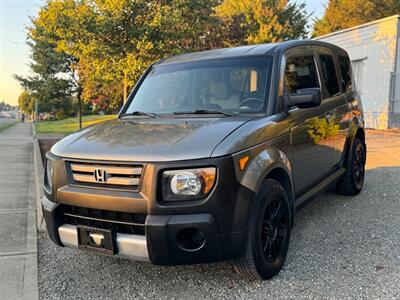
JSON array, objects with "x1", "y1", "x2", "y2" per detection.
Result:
[
  {"x1": 353, "y1": 142, "x2": 365, "y2": 190},
  {"x1": 261, "y1": 197, "x2": 288, "y2": 264},
  {"x1": 336, "y1": 137, "x2": 366, "y2": 195},
  {"x1": 232, "y1": 179, "x2": 292, "y2": 280}
]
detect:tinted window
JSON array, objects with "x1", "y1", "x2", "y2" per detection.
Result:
[
  {"x1": 284, "y1": 56, "x2": 319, "y2": 93},
  {"x1": 318, "y1": 54, "x2": 340, "y2": 97},
  {"x1": 338, "y1": 55, "x2": 352, "y2": 92}
]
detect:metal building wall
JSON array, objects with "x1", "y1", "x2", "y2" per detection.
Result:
[
  {"x1": 390, "y1": 20, "x2": 400, "y2": 127},
  {"x1": 316, "y1": 16, "x2": 399, "y2": 129}
]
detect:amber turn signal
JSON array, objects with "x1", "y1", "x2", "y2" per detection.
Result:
[
  {"x1": 239, "y1": 156, "x2": 250, "y2": 171},
  {"x1": 199, "y1": 168, "x2": 216, "y2": 194}
]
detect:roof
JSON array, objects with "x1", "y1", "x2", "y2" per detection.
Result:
[
  {"x1": 155, "y1": 40, "x2": 343, "y2": 66},
  {"x1": 315, "y1": 15, "x2": 400, "y2": 40},
  {"x1": 156, "y1": 44, "x2": 276, "y2": 65}
]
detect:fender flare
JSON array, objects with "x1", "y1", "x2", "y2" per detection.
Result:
[{"x1": 233, "y1": 146, "x2": 295, "y2": 211}]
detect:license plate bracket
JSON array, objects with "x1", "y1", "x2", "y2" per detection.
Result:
[{"x1": 77, "y1": 226, "x2": 116, "y2": 255}]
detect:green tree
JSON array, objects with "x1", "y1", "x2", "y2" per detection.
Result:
[
  {"x1": 0, "y1": 101, "x2": 13, "y2": 111},
  {"x1": 15, "y1": 25, "x2": 75, "y2": 120},
  {"x1": 313, "y1": 0, "x2": 400, "y2": 36},
  {"x1": 23, "y1": 0, "x2": 309, "y2": 114},
  {"x1": 18, "y1": 91, "x2": 35, "y2": 117},
  {"x1": 33, "y1": 0, "x2": 221, "y2": 109},
  {"x1": 216, "y1": 0, "x2": 309, "y2": 45}
]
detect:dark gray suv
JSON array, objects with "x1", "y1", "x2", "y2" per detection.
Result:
[{"x1": 42, "y1": 40, "x2": 366, "y2": 280}]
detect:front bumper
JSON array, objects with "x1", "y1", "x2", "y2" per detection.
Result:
[
  {"x1": 58, "y1": 224, "x2": 149, "y2": 261},
  {"x1": 42, "y1": 155, "x2": 255, "y2": 265},
  {"x1": 43, "y1": 195, "x2": 244, "y2": 265}
]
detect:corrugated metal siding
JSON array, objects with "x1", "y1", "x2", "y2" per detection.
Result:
[
  {"x1": 393, "y1": 21, "x2": 400, "y2": 114},
  {"x1": 317, "y1": 17, "x2": 399, "y2": 129},
  {"x1": 389, "y1": 21, "x2": 400, "y2": 127}
]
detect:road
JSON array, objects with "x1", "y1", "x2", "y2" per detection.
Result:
[
  {"x1": 0, "y1": 123, "x2": 38, "y2": 300},
  {"x1": 38, "y1": 130, "x2": 400, "y2": 299}
]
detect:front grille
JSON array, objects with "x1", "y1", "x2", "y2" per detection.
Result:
[
  {"x1": 61, "y1": 205, "x2": 146, "y2": 235},
  {"x1": 66, "y1": 161, "x2": 143, "y2": 191}
]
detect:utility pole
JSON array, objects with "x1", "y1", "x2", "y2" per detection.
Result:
[
  {"x1": 123, "y1": 71, "x2": 128, "y2": 104},
  {"x1": 35, "y1": 97, "x2": 38, "y2": 123},
  {"x1": 77, "y1": 87, "x2": 82, "y2": 129},
  {"x1": 72, "y1": 66, "x2": 82, "y2": 129}
]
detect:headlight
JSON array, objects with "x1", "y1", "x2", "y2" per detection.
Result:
[
  {"x1": 45, "y1": 158, "x2": 54, "y2": 192},
  {"x1": 162, "y1": 167, "x2": 216, "y2": 201}
]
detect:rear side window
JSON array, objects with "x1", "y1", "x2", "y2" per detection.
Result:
[
  {"x1": 284, "y1": 56, "x2": 320, "y2": 93},
  {"x1": 318, "y1": 54, "x2": 340, "y2": 97},
  {"x1": 338, "y1": 55, "x2": 352, "y2": 92}
]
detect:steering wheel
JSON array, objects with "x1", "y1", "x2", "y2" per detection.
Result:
[{"x1": 239, "y1": 98, "x2": 264, "y2": 111}]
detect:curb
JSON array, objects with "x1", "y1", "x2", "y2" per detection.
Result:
[{"x1": 33, "y1": 124, "x2": 46, "y2": 233}]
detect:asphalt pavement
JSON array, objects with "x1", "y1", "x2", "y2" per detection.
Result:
[{"x1": 38, "y1": 130, "x2": 400, "y2": 299}]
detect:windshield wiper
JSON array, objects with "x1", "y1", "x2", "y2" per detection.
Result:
[
  {"x1": 173, "y1": 109, "x2": 234, "y2": 117},
  {"x1": 119, "y1": 111, "x2": 156, "y2": 118}
]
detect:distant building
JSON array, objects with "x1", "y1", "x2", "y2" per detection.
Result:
[{"x1": 316, "y1": 15, "x2": 400, "y2": 129}]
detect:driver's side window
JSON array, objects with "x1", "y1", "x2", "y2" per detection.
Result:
[{"x1": 284, "y1": 55, "x2": 320, "y2": 94}]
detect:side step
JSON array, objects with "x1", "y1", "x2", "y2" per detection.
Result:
[{"x1": 295, "y1": 167, "x2": 346, "y2": 208}]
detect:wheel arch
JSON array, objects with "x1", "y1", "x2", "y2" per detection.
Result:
[
  {"x1": 355, "y1": 127, "x2": 366, "y2": 144},
  {"x1": 263, "y1": 166, "x2": 295, "y2": 228},
  {"x1": 233, "y1": 147, "x2": 295, "y2": 227},
  {"x1": 264, "y1": 167, "x2": 294, "y2": 205},
  {"x1": 343, "y1": 126, "x2": 366, "y2": 167}
]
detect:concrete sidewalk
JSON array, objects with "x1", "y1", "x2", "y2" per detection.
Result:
[{"x1": 0, "y1": 123, "x2": 38, "y2": 300}]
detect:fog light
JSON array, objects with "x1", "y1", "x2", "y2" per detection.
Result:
[{"x1": 176, "y1": 228, "x2": 206, "y2": 252}]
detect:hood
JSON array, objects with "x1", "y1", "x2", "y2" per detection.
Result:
[{"x1": 51, "y1": 116, "x2": 254, "y2": 162}]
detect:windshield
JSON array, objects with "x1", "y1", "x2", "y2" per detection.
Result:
[{"x1": 123, "y1": 56, "x2": 272, "y2": 115}]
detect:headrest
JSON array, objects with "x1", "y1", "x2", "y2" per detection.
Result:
[{"x1": 209, "y1": 81, "x2": 229, "y2": 100}]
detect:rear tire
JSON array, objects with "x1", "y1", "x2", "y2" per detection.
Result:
[
  {"x1": 232, "y1": 179, "x2": 292, "y2": 280},
  {"x1": 336, "y1": 137, "x2": 366, "y2": 195}
]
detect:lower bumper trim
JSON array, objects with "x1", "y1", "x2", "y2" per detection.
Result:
[{"x1": 58, "y1": 224, "x2": 150, "y2": 262}]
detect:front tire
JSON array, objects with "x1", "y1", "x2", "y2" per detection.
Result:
[
  {"x1": 232, "y1": 179, "x2": 292, "y2": 280},
  {"x1": 336, "y1": 137, "x2": 366, "y2": 195}
]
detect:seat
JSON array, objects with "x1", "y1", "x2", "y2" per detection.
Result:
[{"x1": 208, "y1": 81, "x2": 240, "y2": 110}]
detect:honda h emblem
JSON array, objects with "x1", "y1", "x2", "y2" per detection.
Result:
[{"x1": 94, "y1": 168, "x2": 108, "y2": 183}]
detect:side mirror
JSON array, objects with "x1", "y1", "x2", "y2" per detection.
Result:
[{"x1": 286, "y1": 88, "x2": 321, "y2": 109}]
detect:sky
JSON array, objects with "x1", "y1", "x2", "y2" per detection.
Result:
[{"x1": 0, "y1": 0, "x2": 327, "y2": 106}]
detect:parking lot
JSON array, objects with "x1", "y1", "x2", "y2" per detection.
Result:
[{"x1": 38, "y1": 130, "x2": 400, "y2": 299}]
